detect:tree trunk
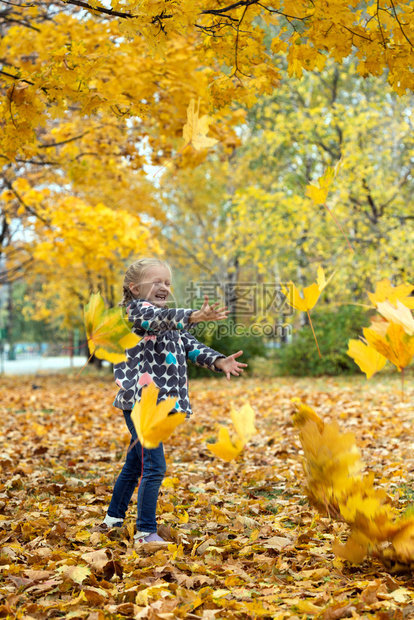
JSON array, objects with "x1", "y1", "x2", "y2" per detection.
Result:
[
  {"x1": 296, "y1": 239, "x2": 309, "y2": 328},
  {"x1": 224, "y1": 256, "x2": 239, "y2": 322}
]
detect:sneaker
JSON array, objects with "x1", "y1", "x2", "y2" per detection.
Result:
[
  {"x1": 102, "y1": 514, "x2": 124, "y2": 528},
  {"x1": 134, "y1": 531, "x2": 169, "y2": 545}
]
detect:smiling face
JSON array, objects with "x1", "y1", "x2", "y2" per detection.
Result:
[{"x1": 129, "y1": 265, "x2": 172, "y2": 307}]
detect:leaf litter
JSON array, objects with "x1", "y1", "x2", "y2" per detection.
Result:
[{"x1": 0, "y1": 372, "x2": 414, "y2": 619}]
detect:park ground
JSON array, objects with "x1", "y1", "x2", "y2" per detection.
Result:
[{"x1": 1, "y1": 372, "x2": 414, "y2": 618}]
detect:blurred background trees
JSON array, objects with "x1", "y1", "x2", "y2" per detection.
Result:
[{"x1": 1, "y1": 1, "x2": 413, "y2": 374}]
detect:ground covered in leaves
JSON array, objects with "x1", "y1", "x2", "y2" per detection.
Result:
[{"x1": 1, "y1": 372, "x2": 414, "y2": 619}]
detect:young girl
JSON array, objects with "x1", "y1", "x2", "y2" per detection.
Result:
[{"x1": 103, "y1": 258, "x2": 247, "y2": 545}]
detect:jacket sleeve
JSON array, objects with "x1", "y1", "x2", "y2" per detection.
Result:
[
  {"x1": 181, "y1": 331, "x2": 226, "y2": 372},
  {"x1": 127, "y1": 300, "x2": 195, "y2": 333}
]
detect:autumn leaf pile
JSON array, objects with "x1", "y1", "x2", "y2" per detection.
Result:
[
  {"x1": 1, "y1": 373, "x2": 414, "y2": 619},
  {"x1": 293, "y1": 399, "x2": 414, "y2": 568}
]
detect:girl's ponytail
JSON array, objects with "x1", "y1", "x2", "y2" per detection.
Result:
[{"x1": 119, "y1": 286, "x2": 136, "y2": 307}]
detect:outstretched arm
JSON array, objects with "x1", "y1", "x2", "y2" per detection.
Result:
[
  {"x1": 214, "y1": 350, "x2": 248, "y2": 380},
  {"x1": 188, "y1": 295, "x2": 229, "y2": 324},
  {"x1": 128, "y1": 295, "x2": 229, "y2": 333},
  {"x1": 181, "y1": 331, "x2": 226, "y2": 372}
]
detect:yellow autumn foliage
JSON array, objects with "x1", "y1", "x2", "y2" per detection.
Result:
[{"x1": 293, "y1": 399, "x2": 414, "y2": 565}]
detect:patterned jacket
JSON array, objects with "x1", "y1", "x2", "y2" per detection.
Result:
[{"x1": 113, "y1": 299, "x2": 226, "y2": 414}]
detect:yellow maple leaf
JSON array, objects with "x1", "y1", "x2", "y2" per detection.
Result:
[
  {"x1": 305, "y1": 160, "x2": 342, "y2": 205},
  {"x1": 84, "y1": 292, "x2": 140, "y2": 364},
  {"x1": 183, "y1": 98, "x2": 219, "y2": 151},
  {"x1": 368, "y1": 278, "x2": 414, "y2": 309},
  {"x1": 282, "y1": 266, "x2": 334, "y2": 357},
  {"x1": 207, "y1": 426, "x2": 245, "y2": 461},
  {"x1": 291, "y1": 398, "x2": 325, "y2": 433},
  {"x1": 316, "y1": 265, "x2": 335, "y2": 292},
  {"x1": 339, "y1": 492, "x2": 389, "y2": 529},
  {"x1": 283, "y1": 282, "x2": 321, "y2": 313},
  {"x1": 332, "y1": 535, "x2": 369, "y2": 565},
  {"x1": 347, "y1": 339, "x2": 387, "y2": 379},
  {"x1": 305, "y1": 159, "x2": 353, "y2": 252},
  {"x1": 207, "y1": 402, "x2": 256, "y2": 462},
  {"x1": 368, "y1": 317, "x2": 390, "y2": 337},
  {"x1": 376, "y1": 300, "x2": 414, "y2": 335},
  {"x1": 363, "y1": 321, "x2": 414, "y2": 372},
  {"x1": 154, "y1": 98, "x2": 218, "y2": 176},
  {"x1": 295, "y1": 415, "x2": 363, "y2": 517},
  {"x1": 131, "y1": 382, "x2": 185, "y2": 449},
  {"x1": 230, "y1": 403, "x2": 256, "y2": 444}
]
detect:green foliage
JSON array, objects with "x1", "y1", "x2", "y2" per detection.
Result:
[
  {"x1": 10, "y1": 282, "x2": 61, "y2": 346},
  {"x1": 275, "y1": 305, "x2": 371, "y2": 376},
  {"x1": 187, "y1": 324, "x2": 268, "y2": 378}
]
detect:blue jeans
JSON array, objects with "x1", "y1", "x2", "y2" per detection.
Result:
[{"x1": 107, "y1": 410, "x2": 166, "y2": 532}]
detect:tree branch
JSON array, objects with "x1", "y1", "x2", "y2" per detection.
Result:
[
  {"x1": 389, "y1": 0, "x2": 413, "y2": 49},
  {"x1": 39, "y1": 131, "x2": 90, "y2": 149},
  {"x1": 0, "y1": 69, "x2": 34, "y2": 86},
  {"x1": 2, "y1": 177, "x2": 50, "y2": 225},
  {"x1": 60, "y1": 0, "x2": 134, "y2": 19}
]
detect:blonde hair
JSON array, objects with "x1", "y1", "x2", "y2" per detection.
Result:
[{"x1": 119, "y1": 258, "x2": 172, "y2": 306}]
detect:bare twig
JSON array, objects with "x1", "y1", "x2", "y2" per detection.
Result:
[{"x1": 389, "y1": 0, "x2": 414, "y2": 48}]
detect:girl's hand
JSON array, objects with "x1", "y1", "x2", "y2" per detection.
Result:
[
  {"x1": 214, "y1": 350, "x2": 247, "y2": 380},
  {"x1": 189, "y1": 295, "x2": 229, "y2": 324}
]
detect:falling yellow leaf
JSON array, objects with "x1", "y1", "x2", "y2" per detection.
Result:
[
  {"x1": 316, "y1": 265, "x2": 335, "y2": 291},
  {"x1": 376, "y1": 300, "x2": 414, "y2": 335},
  {"x1": 390, "y1": 520, "x2": 414, "y2": 562},
  {"x1": 363, "y1": 321, "x2": 414, "y2": 372},
  {"x1": 332, "y1": 536, "x2": 368, "y2": 565},
  {"x1": 207, "y1": 426, "x2": 245, "y2": 462},
  {"x1": 305, "y1": 159, "x2": 343, "y2": 205},
  {"x1": 131, "y1": 382, "x2": 185, "y2": 449},
  {"x1": 368, "y1": 278, "x2": 414, "y2": 309},
  {"x1": 293, "y1": 399, "x2": 413, "y2": 564},
  {"x1": 347, "y1": 339, "x2": 387, "y2": 379},
  {"x1": 183, "y1": 98, "x2": 219, "y2": 151},
  {"x1": 230, "y1": 403, "x2": 256, "y2": 444},
  {"x1": 305, "y1": 160, "x2": 353, "y2": 251},
  {"x1": 154, "y1": 98, "x2": 218, "y2": 175},
  {"x1": 207, "y1": 402, "x2": 256, "y2": 462},
  {"x1": 282, "y1": 266, "x2": 333, "y2": 357},
  {"x1": 84, "y1": 292, "x2": 140, "y2": 364},
  {"x1": 292, "y1": 398, "x2": 325, "y2": 432},
  {"x1": 283, "y1": 282, "x2": 321, "y2": 313}
]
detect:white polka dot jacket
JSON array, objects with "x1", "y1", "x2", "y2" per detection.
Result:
[{"x1": 113, "y1": 299, "x2": 226, "y2": 415}]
